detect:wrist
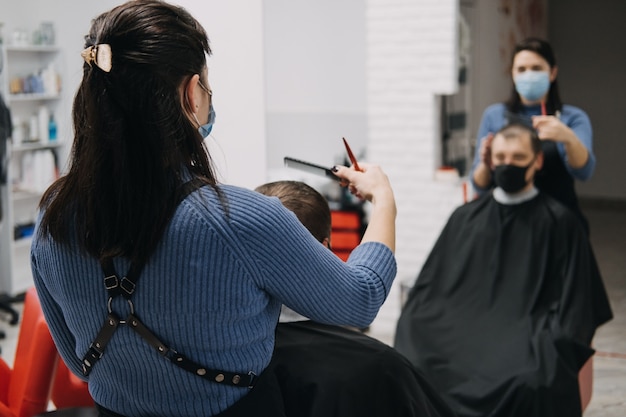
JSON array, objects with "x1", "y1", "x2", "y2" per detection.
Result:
[
  {"x1": 560, "y1": 125, "x2": 577, "y2": 146},
  {"x1": 371, "y1": 190, "x2": 397, "y2": 217},
  {"x1": 473, "y1": 163, "x2": 492, "y2": 186}
]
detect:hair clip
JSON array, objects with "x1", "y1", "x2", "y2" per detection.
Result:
[{"x1": 81, "y1": 44, "x2": 112, "y2": 73}]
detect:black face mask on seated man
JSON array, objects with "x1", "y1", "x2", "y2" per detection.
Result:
[{"x1": 493, "y1": 159, "x2": 535, "y2": 193}]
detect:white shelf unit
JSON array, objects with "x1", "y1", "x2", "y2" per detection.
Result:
[{"x1": 0, "y1": 44, "x2": 63, "y2": 295}]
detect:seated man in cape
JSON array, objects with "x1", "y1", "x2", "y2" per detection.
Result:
[
  {"x1": 394, "y1": 123, "x2": 613, "y2": 417},
  {"x1": 245, "y1": 180, "x2": 456, "y2": 417}
]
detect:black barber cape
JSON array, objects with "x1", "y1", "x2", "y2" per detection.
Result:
[
  {"x1": 219, "y1": 321, "x2": 457, "y2": 417},
  {"x1": 272, "y1": 321, "x2": 456, "y2": 417},
  {"x1": 394, "y1": 192, "x2": 612, "y2": 417}
]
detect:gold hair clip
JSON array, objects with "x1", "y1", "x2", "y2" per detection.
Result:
[{"x1": 81, "y1": 44, "x2": 112, "y2": 73}]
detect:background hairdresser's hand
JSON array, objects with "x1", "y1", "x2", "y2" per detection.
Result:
[
  {"x1": 532, "y1": 115, "x2": 574, "y2": 143},
  {"x1": 479, "y1": 133, "x2": 494, "y2": 167},
  {"x1": 532, "y1": 114, "x2": 590, "y2": 169},
  {"x1": 332, "y1": 163, "x2": 394, "y2": 205},
  {"x1": 471, "y1": 133, "x2": 495, "y2": 189}
]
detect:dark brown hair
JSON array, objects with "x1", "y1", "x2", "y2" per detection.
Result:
[
  {"x1": 255, "y1": 181, "x2": 331, "y2": 244},
  {"x1": 493, "y1": 123, "x2": 542, "y2": 156},
  {"x1": 39, "y1": 0, "x2": 220, "y2": 265}
]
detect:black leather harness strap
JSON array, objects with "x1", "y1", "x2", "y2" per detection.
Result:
[
  {"x1": 80, "y1": 179, "x2": 257, "y2": 388},
  {"x1": 82, "y1": 313, "x2": 120, "y2": 375}
]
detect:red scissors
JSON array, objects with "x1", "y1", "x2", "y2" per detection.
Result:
[{"x1": 342, "y1": 137, "x2": 361, "y2": 171}]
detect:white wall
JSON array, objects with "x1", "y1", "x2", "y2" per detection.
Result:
[
  {"x1": 263, "y1": 0, "x2": 368, "y2": 182},
  {"x1": 183, "y1": 1, "x2": 266, "y2": 188},
  {"x1": 367, "y1": 0, "x2": 462, "y2": 290},
  {"x1": 0, "y1": 0, "x2": 266, "y2": 188}
]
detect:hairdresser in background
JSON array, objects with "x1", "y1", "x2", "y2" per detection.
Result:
[
  {"x1": 30, "y1": 1, "x2": 396, "y2": 416},
  {"x1": 471, "y1": 37, "x2": 594, "y2": 231}
]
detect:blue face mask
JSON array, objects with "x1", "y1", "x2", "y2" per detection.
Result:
[
  {"x1": 514, "y1": 71, "x2": 550, "y2": 102},
  {"x1": 197, "y1": 105, "x2": 215, "y2": 139}
]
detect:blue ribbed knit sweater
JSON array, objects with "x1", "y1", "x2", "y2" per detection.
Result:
[{"x1": 31, "y1": 184, "x2": 396, "y2": 416}]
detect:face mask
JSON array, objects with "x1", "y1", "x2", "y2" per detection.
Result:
[
  {"x1": 493, "y1": 161, "x2": 533, "y2": 193},
  {"x1": 514, "y1": 71, "x2": 550, "y2": 102},
  {"x1": 195, "y1": 104, "x2": 215, "y2": 139}
]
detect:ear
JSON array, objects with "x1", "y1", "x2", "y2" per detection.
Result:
[
  {"x1": 549, "y1": 65, "x2": 558, "y2": 82},
  {"x1": 183, "y1": 74, "x2": 201, "y2": 115},
  {"x1": 322, "y1": 237, "x2": 331, "y2": 250}
]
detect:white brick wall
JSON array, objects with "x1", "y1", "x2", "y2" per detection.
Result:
[{"x1": 366, "y1": 0, "x2": 464, "y2": 288}]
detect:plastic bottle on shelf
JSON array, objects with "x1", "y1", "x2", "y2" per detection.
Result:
[
  {"x1": 33, "y1": 150, "x2": 56, "y2": 192},
  {"x1": 38, "y1": 106, "x2": 49, "y2": 142},
  {"x1": 29, "y1": 115, "x2": 39, "y2": 141},
  {"x1": 48, "y1": 114, "x2": 57, "y2": 141},
  {"x1": 12, "y1": 116, "x2": 24, "y2": 146},
  {"x1": 42, "y1": 64, "x2": 59, "y2": 95},
  {"x1": 40, "y1": 22, "x2": 55, "y2": 46}
]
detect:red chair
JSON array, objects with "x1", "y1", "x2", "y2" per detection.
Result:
[
  {"x1": 330, "y1": 211, "x2": 362, "y2": 261},
  {"x1": 0, "y1": 287, "x2": 59, "y2": 417},
  {"x1": 50, "y1": 359, "x2": 93, "y2": 409}
]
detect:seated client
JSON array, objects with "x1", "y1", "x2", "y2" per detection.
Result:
[
  {"x1": 394, "y1": 123, "x2": 612, "y2": 417},
  {"x1": 255, "y1": 180, "x2": 457, "y2": 417}
]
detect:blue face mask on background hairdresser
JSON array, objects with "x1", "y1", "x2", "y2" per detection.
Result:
[{"x1": 514, "y1": 71, "x2": 550, "y2": 102}]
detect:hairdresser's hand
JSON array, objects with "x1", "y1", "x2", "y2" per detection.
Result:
[
  {"x1": 479, "y1": 133, "x2": 494, "y2": 167},
  {"x1": 333, "y1": 163, "x2": 396, "y2": 251},
  {"x1": 532, "y1": 115, "x2": 573, "y2": 143},
  {"x1": 332, "y1": 163, "x2": 395, "y2": 206},
  {"x1": 533, "y1": 115, "x2": 590, "y2": 169},
  {"x1": 472, "y1": 133, "x2": 494, "y2": 189}
]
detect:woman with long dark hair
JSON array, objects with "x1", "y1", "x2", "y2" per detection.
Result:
[{"x1": 31, "y1": 2, "x2": 397, "y2": 416}]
